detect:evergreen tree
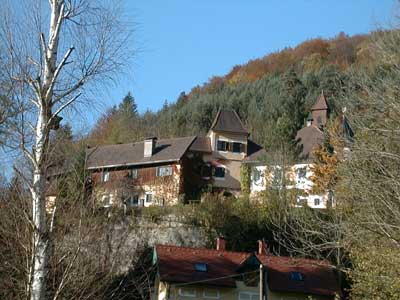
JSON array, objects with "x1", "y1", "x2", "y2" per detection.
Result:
[
  {"x1": 118, "y1": 91, "x2": 138, "y2": 119},
  {"x1": 281, "y1": 67, "x2": 307, "y2": 137}
]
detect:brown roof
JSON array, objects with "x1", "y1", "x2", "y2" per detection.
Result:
[
  {"x1": 86, "y1": 136, "x2": 196, "y2": 169},
  {"x1": 257, "y1": 254, "x2": 341, "y2": 297},
  {"x1": 155, "y1": 244, "x2": 251, "y2": 287},
  {"x1": 189, "y1": 136, "x2": 212, "y2": 153},
  {"x1": 312, "y1": 92, "x2": 328, "y2": 111},
  {"x1": 295, "y1": 125, "x2": 324, "y2": 160},
  {"x1": 155, "y1": 244, "x2": 341, "y2": 297},
  {"x1": 210, "y1": 110, "x2": 248, "y2": 135}
]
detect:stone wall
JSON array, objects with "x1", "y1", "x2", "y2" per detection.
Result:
[{"x1": 100, "y1": 214, "x2": 208, "y2": 273}]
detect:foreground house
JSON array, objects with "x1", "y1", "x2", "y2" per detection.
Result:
[
  {"x1": 152, "y1": 239, "x2": 341, "y2": 300},
  {"x1": 86, "y1": 110, "x2": 262, "y2": 207},
  {"x1": 245, "y1": 92, "x2": 336, "y2": 208}
]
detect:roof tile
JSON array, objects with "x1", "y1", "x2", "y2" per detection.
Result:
[
  {"x1": 210, "y1": 110, "x2": 248, "y2": 135},
  {"x1": 86, "y1": 136, "x2": 196, "y2": 169}
]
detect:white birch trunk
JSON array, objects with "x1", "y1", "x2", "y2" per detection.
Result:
[
  {"x1": 0, "y1": 0, "x2": 132, "y2": 296},
  {"x1": 31, "y1": 111, "x2": 48, "y2": 300},
  {"x1": 30, "y1": 2, "x2": 63, "y2": 299}
]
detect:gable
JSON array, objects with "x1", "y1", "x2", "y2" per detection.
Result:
[{"x1": 210, "y1": 110, "x2": 248, "y2": 135}]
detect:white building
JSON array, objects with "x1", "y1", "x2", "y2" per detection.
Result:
[{"x1": 244, "y1": 92, "x2": 333, "y2": 209}]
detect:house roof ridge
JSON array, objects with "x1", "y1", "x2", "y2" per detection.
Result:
[
  {"x1": 156, "y1": 244, "x2": 251, "y2": 256},
  {"x1": 256, "y1": 253, "x2": 331, "y2": 266},
  {"x1": 87, "y1": 135, "x2": 196, "y2": 150},
  {"x1": 209, "y1": 109, "x2": 248, "y2": 134}
]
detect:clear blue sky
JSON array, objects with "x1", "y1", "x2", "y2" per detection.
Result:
[{"x1": 101, "y1": 0, "x2": 396, "y2": 116}]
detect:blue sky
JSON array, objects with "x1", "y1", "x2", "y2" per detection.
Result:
[{"x1": 99, "y1": 0, "x2": 396, "y2": 118}]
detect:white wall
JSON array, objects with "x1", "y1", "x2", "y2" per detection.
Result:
[{"x1": 249, "y1": 163, "x2": 331, "y2": 209}]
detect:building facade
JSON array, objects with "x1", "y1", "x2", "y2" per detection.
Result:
[
  {"x1": 85, "y1": 110, "x2": 262, "y2": 207},
  {"x1": 245, "y1": 92, "x2": 332, "y2": 209}
]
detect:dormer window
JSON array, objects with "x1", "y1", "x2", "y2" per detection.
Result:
[
  {"x1": 290, "y1": 271, "x2": 304, "y2": 281},
  {"x1": 194, "y1": 262, "x2": 208, "y2": 272}
]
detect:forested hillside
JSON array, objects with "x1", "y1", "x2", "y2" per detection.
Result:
[{"x1": 89, "y1": 32, "x2": 375, "y2": 150}]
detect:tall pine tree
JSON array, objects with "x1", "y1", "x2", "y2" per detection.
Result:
[
  {"x1": 118, "y1": 91, "x2": 138, "y2": 119},
  {"x1": 281, "y1": 67, "x2": 307, "y2": 138}
]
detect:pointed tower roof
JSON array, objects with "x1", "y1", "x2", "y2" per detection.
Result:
[
  {"x1": 311, "y1": 91, "x2": 328, "y2": 111},
  {"x1": 210, "y1": 109, "x2": 248, "y2": 135}
]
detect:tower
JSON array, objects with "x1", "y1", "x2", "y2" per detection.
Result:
[{"x1": 311, "y1": 91, "x2": 329, "y2": 128}]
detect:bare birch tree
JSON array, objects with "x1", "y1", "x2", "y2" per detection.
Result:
[{"x1": 0, "y1": 1, "x2": 133, "y2": 299}]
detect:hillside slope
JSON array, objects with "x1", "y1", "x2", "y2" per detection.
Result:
[{"x1": 90, "y1": 31, "x2": 377, "y2": 148}]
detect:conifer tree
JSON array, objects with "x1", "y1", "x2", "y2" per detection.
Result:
[{"x1": 118, "y1": 91, "x2": 138, "y2": 119}]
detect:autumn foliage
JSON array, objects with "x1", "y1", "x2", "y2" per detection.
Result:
[{"x1": 310, "y1": 117, "x2": 347, "y2": 194}]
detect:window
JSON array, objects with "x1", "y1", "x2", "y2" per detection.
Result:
[
  {"x1": 297, "y1": 167, "x2": 307, "y2": 183},
  {"x1": 102, "y1": 171, "x2": 110, "y2": 182},
  {"x1": 290, "y1": 271, "x2": 304, "y2": 281},
  {"x1": 145, "y1": 193, "x2": 153, "y2": 203},
  {"x1": 296, "y1": 196, "x2": 307, "y2": 206},
  {"x1": 252, "y1": 168, "x2": 262, "y2": 184},
  {"x1": 314, "y1": 198, "x2": 321, "y2": 206},
  {"x1": 128, "y1": 195, "x2": 139, "y2": 207},
  {"x1": 214, "y1": 167, "x2": 225, "y2": 178},
  {"x1": 194, "y1": 262, "x2": 207, "y2": 272},
  {"x1": 317, "y1": 116, "x2": 322, "y2": 125},
  {"x1": 297, "y1": 167, "x2": 307, "y2": 179},
  {"x1": 157, "y1": 166, "x2": 173, "y2": 177},
  {"x1": 178, "y1": 288, "x2": 196, "y2": 298},
  {"x1": 102, "y1": 194, "x2": 111, "y2": 207},
  {"x1": 217, "y1": 140, "x2": 228, "y2": 152},
  {"x1": 128, "y1": 169, "x2": 138, "y2": 179},
  {"x1": 201, "y1": 164, "x2": 212, "y2": 178},
  {"x1": 238, "y1": 292, "x2": 259, "y2": 300},
  {"x1": 232, "y1": 142, "x2": 242, "y2": 153},
  {"x1": 217, "y1": 140, "x2": 245, "y2": 153},
  {"x1": 203, "y1": 289, "x2": 220, "y2": 299}
]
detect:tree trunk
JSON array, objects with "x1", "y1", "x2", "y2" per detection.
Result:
[
  {"x1": 30, "y1": 108, "x2": 50, "y2": 300},
  {"x1": 30, "y1": 1, "x2": 63, "y2": 299}
]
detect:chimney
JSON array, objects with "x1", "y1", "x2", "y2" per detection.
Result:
[
  {"x1": 258, "y1": 240, "x2": 270, "y2": 256},
  {"x1": 216, "y1": 237, "x2": 226, "y2": 251},
  {"x1": 144, "y1": 137, "x2": 157, "y2": 158}
]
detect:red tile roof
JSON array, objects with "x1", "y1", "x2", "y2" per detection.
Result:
[
  {"x1": 155, "y1": 244, "x2": 341, "y2": 298},
  {"x1": 155, "y1": 244, "x2": 251, "y2": 287},
  {"x1": 257, "y1": 254, "x2": 341, "y2": 297}
]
